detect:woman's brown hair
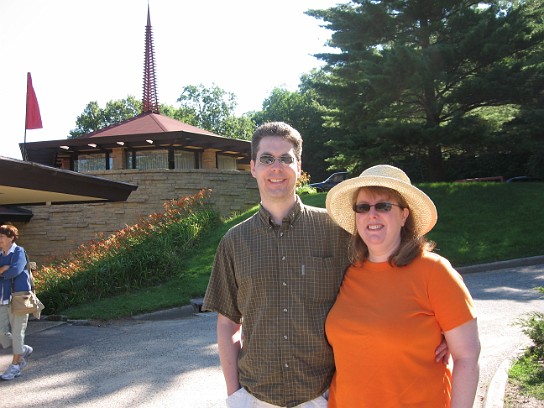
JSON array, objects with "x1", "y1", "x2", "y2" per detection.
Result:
[{"x1": 0, "y1": 224, "x2": 19, "y2": 242}]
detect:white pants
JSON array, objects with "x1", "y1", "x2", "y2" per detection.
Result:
[
  {"x1": 0, "y1": 304, "x2": 29, "y2": 355},
  {"x1": 226, "y1": 387, "x2": 328, "y2": 408}
]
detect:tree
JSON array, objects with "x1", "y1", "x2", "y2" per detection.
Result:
[
  {"x1": 307, "y1": 0, "x2": 544, "y2": 181},
  {"x1": 69, "y1": 86, "x2": 256, "y2": 141},
  {"x1": 252, "y1": 82, "x2": 342, "y2": 182},
  {"x1": 176, "y1": 84, "x2": 254, "y2": 139},
  {"x1": 69, "y1": 96, "x2": 141, "y2": 138}
]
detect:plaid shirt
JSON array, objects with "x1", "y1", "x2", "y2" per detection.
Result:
[{"x1": 204, "y1": 197, "x2": 350, "y2": 407}]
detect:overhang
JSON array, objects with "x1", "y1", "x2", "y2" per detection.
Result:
[{"x1": 0, "y1": 156, "x2": 138, "y2": 206}]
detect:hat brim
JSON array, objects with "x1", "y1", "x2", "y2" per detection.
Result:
[{"x1": 325, "y1": 175, "x2": 437, "y2": 236}]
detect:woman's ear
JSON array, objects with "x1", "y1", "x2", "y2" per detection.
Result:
[{"x1": 401, "y1": 208, "x2": 410, "y2": 226}]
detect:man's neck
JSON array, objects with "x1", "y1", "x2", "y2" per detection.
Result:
[{"x1": 261, "y1": 196, "x2": 297, "y2": 225}]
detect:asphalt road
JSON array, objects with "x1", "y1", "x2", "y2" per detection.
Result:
[{"x1": 1, "y1": 262, "x2": 543, "y2": 408}]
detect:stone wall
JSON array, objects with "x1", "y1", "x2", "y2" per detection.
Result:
[{"x1": 16, "y1": 169, "x2": 259, "y2": 265}]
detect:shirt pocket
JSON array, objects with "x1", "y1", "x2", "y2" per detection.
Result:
[{"x1": 301, "y1": 256, "x2": 343, "y2": 307}]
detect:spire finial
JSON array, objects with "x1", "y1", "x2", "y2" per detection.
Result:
[{"x1": 142, "y1": 3, "x2": 159, "y2": 114}]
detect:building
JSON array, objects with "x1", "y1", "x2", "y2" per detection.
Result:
[{"x1": 10, "y1": 6, "x2": 258, "y2": 265}]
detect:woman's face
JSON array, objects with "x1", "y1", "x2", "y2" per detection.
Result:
[
  {"x1": 0, "y1": 233, "x2": 14, "y2": 253},
  {"x1": 355, "y1": 189, "x2": 409, "y2": 262}
]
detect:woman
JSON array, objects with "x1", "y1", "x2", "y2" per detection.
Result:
[
  {"x1": 325, "y1": 165, "x2": 480, "y2": 408},
  {"x1": 0, "y1": 224, "x2": 34, "y2": 381}
]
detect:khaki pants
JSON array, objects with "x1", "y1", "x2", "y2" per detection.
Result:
[
  {"x1": 0, "y1": 304, "x2": 29, "y2": 355},
  {"x1": 226, "y1": 387, "x2": 328, "y2": 408}
]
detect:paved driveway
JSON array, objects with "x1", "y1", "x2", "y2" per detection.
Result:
[{"x1": 1, "y1": 263, "x2": 543, "y2": 408}]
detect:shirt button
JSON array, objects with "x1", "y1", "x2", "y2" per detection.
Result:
[
  {"x1": 283, "y1": 308, "x2": 288, "y2": 312},
  {"x1": 280, "y1": 232, "x2": 284, "y2": 237},
  {"x1": 283, "y1": 335, "x2": 288, "y2": 340},
  {"x1": 281, "y1": 256, "x2": 286, "y2": 261},
  {"x1": 284, "y1": 363, "x2": 289, "y2": 368},
  {"x1": 282, "y1": 282, "x2": 287, "y2": 286}
]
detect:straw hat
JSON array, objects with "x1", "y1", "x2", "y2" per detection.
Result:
[{"x1": 326, "y1": 165, "x2": 437, "y2": 236}]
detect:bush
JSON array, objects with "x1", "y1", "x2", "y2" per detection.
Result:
[
  {"x1": 34, "y1": 189, "x2": 220, "y2": 314},
  {"x1": 516, "y1": 287, "x2": 544, "y2": 358}
]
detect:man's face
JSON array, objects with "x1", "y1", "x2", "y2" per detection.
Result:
[{"x1": 250, "y1": 136, "x2": 301, "y2": 204}]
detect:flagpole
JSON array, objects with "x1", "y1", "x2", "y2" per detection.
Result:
[
  {"x1": 23, "y1": 128, "x2": 28, "y2": 161},
  {"x1": 23, "y1": 95, "x2": 29, "y2": 160}
]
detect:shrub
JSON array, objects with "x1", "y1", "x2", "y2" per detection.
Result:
[
  {"x1": 34, "y1": 189, "x2": 220, "y2": 314},
  {"x1": 517, "y1": 311, "x2": 544, "y2": 359},
  {"x1": 296, "y1": 170, "x2": 317, "y2": 195},
  {"x1": 516, "y1": 287, "x2": 544, "y2": 358}
]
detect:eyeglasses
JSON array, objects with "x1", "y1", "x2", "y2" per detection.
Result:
[
  {"x1": 258, "y1": 154, "x2": 296, "y2": 166},
  {"x1": 353, "y1": 202, "x2": 404, "y2": 213}
]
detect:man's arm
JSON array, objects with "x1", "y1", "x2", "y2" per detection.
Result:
[
  {"x1": 217, "y1": 313, "x2": 243, "y2": 396},
  {"x1": 435, "y1": 336, "x2": 450, "y2": 364}
]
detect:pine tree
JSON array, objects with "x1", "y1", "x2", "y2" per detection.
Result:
[{"x1": 307, "y1": 0, "x2": 544, "y2": 180}]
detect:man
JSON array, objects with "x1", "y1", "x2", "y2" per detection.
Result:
[
  {"x1": 204, "y1": 122, "x2": 447, "y2": 407},
  {"x1": 204, "y1": 122, "x2": 349, "y2": 407}
]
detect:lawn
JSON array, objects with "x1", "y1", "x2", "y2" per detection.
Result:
[{"x1": 58, "y1": 181, "x2": 544, "y2": 320}]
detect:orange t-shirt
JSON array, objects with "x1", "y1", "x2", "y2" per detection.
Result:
[{"x1": 325, "y1": 252, "x2": 476, "y2": 408}]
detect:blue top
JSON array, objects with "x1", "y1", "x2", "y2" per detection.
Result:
[{"x1": 0, "y1": 243, "x2": 31, "y2": 304}]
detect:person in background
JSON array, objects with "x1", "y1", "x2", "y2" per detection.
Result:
[
  {"x1": 204, "y1": 123, "x2": 449, "y2": 408},
  {"x1": 0, "y1": 224, "x2": 34, "y2": 381},
  {"x1": 325, "y1": 164, "x2": 480, "y2": 408}
]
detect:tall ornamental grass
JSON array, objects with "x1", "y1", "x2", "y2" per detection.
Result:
[{"x1": 34, "y1": 189, "x2": 220, "y2": 314}]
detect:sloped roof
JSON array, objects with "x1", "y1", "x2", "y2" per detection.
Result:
[{"x1": 82, "y1": 113, "x2": 220, "y2": 138}]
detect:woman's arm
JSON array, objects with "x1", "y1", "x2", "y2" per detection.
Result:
[
  {"x1": 444, "y1": 318, "x2": 481, "y2": 408},
  {"x1": 217, "y1": 313, "x2": 242, "y2": 396},
  {"x1": 0, "y1": 248, "x2": 26, "y2": 279}
]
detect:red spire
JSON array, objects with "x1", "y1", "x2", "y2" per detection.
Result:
[{"x1": 142, "y1": 4, "x2": 159, "y2": 114}]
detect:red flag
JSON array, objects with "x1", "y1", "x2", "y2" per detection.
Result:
[{"x1": 25, "y1": 72, "x2": 42, "y2": 129}]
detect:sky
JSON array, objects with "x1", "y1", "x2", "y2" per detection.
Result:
[{"x1": 0, "y1": 0, "x2": 340, "y2": 160}]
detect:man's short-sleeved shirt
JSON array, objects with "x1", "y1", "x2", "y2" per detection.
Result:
[{"x1": 203, "y1": 197, "x2": 350, "y2": 407}]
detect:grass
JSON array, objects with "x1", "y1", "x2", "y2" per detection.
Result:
[
  {"x1": 59, "y1": 206, "x2": 257, "y2": 320},
  {"x1": 508, "y1": 308, "x2": 544, "y2": 403},
  {"x1": 57, "y1": 181, "x2": 544, "y2": 320},
  {"x1": 509, "y1": 353, "x2": 544, "y2": 402}
]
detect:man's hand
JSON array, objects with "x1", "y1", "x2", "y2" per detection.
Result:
[{"x1": 435, "y1": 336, "x2": 451, "y2": 364}]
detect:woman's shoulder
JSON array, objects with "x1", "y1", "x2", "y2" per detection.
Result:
[
  {"x1": 416, "y1": 251, "x2": 455, "y2": 271},
  {"x1": 13, "y1": 244, "x2": 25, "y2": 255}
]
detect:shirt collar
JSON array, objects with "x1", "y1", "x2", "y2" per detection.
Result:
[
  {"x1": 2, "y1": 243, "x2": 17, "y2": 257},
  {"x1": 258, "y1": 195, "x2": 304, "y2": 229}
]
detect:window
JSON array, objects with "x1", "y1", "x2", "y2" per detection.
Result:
[
  {"x1": 126, "y1": 149, "x2": 169, "y2": 169},
  {"x1": 175, "y1": 150, "x2": 196, "y2": 169},
  {"x1": 217, "y1": 154, "x2": 237, "y2": 170},
  {"x1": 75, "y1": 153, "x2": 110, "y2": 171}
]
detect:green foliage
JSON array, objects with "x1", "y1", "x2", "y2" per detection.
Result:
[
  {"x1": 69, "y1": 85, "x2": 256, "y2": 141},
  {"x1": 176, "y1": 83, "x2": 255, "y2": 139},
  {"x1": 69, "y1": 96, "x2": 142, "y2": 138},
  {"x1": 509, "y1": 353, "x2": 544, "y2": 401},
  {"x1": 306, "y1": 0, "x2": 544, "y2": 181},
  {"x1": 510, "y1": 297, "x2": 544, "y2": 402},
  {"x1": 296, "y1": 184, "x2": 318, "y2": 195},
  {"x1": 517, "y1": 310, "x2": 544, "y2": 359},
  {"x1": 35, "y1": 190, "x2": 220, "y2": 314},
  {"x1": 252, "y1": 84, "x2": 343, "y2": 182},
  {"x1": 60, "y1": 205, "x2": 260, "y2": 320}
]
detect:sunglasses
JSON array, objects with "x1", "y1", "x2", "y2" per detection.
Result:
[
  {"x1": 353, "y1": 202, "x2": 404, "y2": 213},
  {"x1": 258, "y1": 154, "x2": 296, "y2": 166}
]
